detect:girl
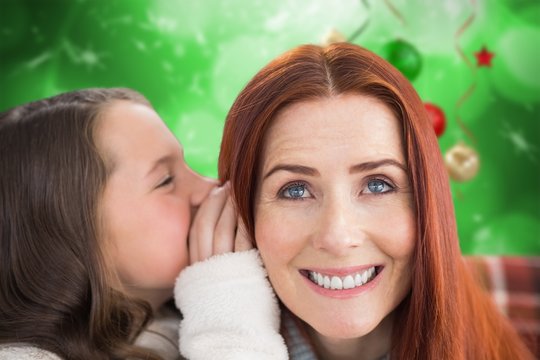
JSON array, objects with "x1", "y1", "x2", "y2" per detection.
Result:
[{"x1": 0, "y1": 88, "x2": 287, "y2": 359}]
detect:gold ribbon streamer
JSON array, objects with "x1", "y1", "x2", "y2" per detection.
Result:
[
  {"x1": 383, "y1": 0, "x2": 407, "y2": 27},
  {"x1": 454, "y1": 0, "x2": 478, "y2": 144},
  {"x1": 349, "y1": 0, "x2": 408, "y2": 42},
  {"x1": 348, "y1": 0, "x2": 371, "y2": 43}
]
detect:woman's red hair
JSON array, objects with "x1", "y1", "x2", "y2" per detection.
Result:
[{"x1": 218, "y1": 43, "x2": 533, "y2": 359}]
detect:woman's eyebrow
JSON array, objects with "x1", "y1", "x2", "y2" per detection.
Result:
[
  {"x1": 349, "y1": 159, "x2": 407, "y2": 173},
  {"x1": 263, "y1": 164, "x2": 319, "y2": 180}
]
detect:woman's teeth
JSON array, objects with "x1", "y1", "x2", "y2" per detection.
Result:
[{"x1": 308, "y1": 266, "x2": 377, "y2": 290}]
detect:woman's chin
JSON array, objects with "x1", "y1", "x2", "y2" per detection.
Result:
[{"x1": 307, "y1": 317, "x2": 379, "y2": 340}]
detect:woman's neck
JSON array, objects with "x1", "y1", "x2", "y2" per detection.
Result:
[{"x1": 307, "y1": 313, "x2": 394, "y2": 360}]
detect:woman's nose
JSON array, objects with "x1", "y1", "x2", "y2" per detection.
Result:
[{"x1": 312, "y1": 197, "x2": 364, "y2": 256}]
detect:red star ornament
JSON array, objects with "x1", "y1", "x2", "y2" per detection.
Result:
[{"x1": 475, "y1": 46, "x2": 495, "y2": 67}]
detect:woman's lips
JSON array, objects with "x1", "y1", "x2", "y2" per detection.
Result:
[{"x1": 299, "y1": 265, "x2": 383, "y2": 298}]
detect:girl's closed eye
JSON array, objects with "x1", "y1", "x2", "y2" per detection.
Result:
[
  {"x1": 279, "y1": 182, "x2": 312, "y2": 200},
  {"x1": 363, "y1": 178, "x2": 395, "y2": 195},
  {"x1": 156, "y1": 175, "x2": 174, "y2": 189}
]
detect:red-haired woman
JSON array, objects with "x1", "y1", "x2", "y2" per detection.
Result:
[{"x1": 218, "y1": 43, "x2": 535, "y2": 359}]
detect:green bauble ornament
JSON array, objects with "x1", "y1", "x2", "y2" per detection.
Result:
[
  {"x1": 492, "y1": 25, "x2": 540, "y2": 104},
  {"x1": 381, "y1": 39, "x2": 422, "y2": 81}
]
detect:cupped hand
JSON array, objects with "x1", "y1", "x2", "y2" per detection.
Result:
[{"x1": 188, "y1": 182, "x2": 253, "y2": 264}]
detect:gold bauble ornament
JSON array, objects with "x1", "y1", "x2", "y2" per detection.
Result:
[
  {"x1": 444, "y1": 142, "x2": 480, "y2": 182},
  {"x1": 321, "y1": 28, "x2": 347, "y2": 46}
]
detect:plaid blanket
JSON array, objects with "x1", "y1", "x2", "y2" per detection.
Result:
[{"x1": 465, "y1": 256, "x2": 540, "y2": 357}]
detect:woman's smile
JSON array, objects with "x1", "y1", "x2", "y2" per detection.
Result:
[{"x1": 299, "y1": 265, "x2": 384, "y2": 299}]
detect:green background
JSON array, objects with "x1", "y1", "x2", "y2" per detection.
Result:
[{"x1": 1, "y1": 0, "x2": 539, "y2": 255}]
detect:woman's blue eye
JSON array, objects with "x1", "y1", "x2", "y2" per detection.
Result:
[
  {"x1": 282, "y1": 184, "x2": 309, "y2": 199},
  {"x1": 367, "y1": 179, "x2": 392, "y2": 194}
]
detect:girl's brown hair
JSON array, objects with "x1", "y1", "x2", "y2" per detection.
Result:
[
  {"x1": 218, "y1": 43, "x2": 533, "y2": 359},
  {"x1": 0, "y1": 88, "x2": 162, "y2": 359}
]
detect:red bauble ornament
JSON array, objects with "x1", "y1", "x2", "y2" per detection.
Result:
[{"x1": 424, "y1": 102, "x2": 446, "y2": 137}]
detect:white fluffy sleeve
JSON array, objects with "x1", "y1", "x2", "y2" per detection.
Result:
[{"x1": 174, "y1": 249, "x2": 288, "y2": 360}]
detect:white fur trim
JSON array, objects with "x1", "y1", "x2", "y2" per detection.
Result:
[
  {"x1": 175, "y1": 249, "x2": 288, "y2": 360},
  {"x1": 0, "y1": 345, "x2": 62, "y2": 360}
]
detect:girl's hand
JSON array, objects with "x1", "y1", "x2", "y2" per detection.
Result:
[{"x1": 188, "y1": 182, "x2": 253, "y2": 264}]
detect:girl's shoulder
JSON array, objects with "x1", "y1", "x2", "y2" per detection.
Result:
[{"x1": 0, "y1": 344, "x2": 62, "y2": 360}]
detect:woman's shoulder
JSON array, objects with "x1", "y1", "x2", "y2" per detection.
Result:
[{"x1": 0, "y1": 344, "x2": 62, "y2": 360}]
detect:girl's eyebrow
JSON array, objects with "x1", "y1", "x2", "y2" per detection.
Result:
[
  {"x1": 144, "y1": 147, "x2": 185, "y2": 178},
  {"x1": 145, "y1": 155, "x2": 174, "y2": 178}
]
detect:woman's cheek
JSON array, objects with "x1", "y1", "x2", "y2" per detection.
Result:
[{"x1": 255, "y1": 206, "x2": 304, "y2": 269}]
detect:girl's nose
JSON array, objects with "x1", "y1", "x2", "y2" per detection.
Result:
[{"x1": 186, "y1": 168, "x2": 219, "y2": 210}]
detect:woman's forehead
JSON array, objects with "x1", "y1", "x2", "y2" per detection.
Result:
[{"x1": 260, "y1": 94, "x2": 404, "y2": 167}]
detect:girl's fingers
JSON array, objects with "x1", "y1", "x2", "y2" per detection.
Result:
[
  {"x1": 234, "y1": 217, "x2": 253, "y2": 252},
  {"x1": 188, "y1": 182, "x2": 253, "y2": 266},
  {"x1": 212, "y1": 196, "x2": 236, "y2": 255},
  {"x1": 189, "y1": 183, "x2": 229, "y2": 262},
  {"x1": 189, "y1": 229, "x2": 199, "y2": 265}
]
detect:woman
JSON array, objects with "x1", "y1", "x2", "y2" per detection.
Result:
[
  {"x1": 0, "y1": 88, "x2": 286, "y2": 359},
  {"x1": 218, "y1": 43, "x2": 535, "y2": 359}
]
